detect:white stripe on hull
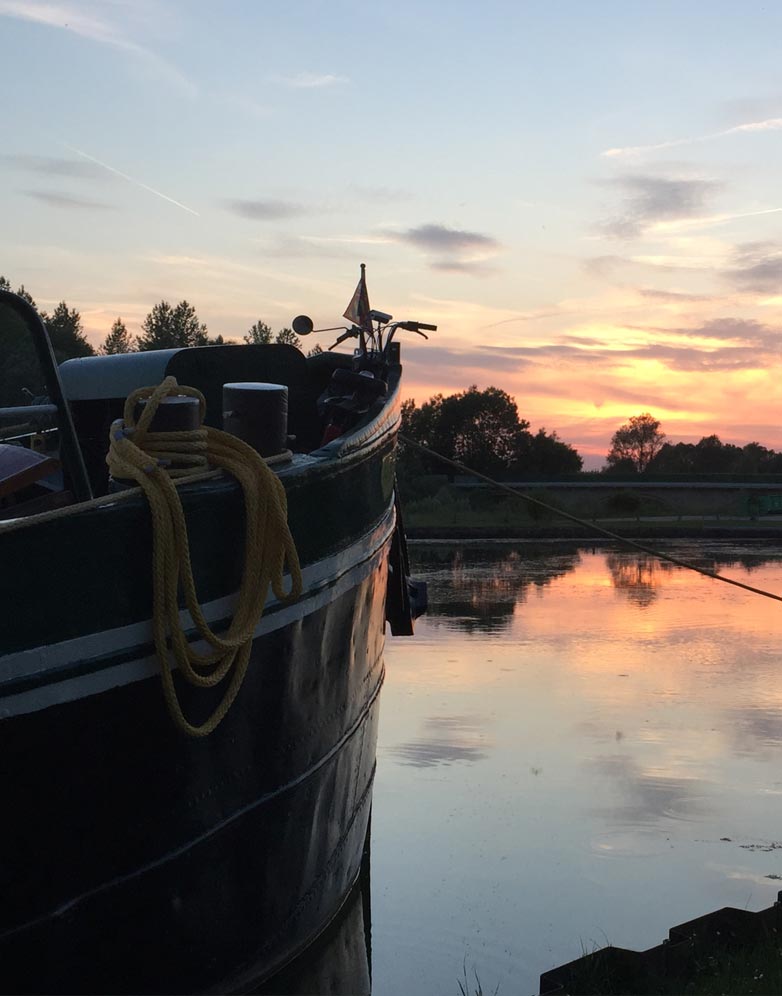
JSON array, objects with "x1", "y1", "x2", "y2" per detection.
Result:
[{"x1": 0, "y1": 506, "x2": 395, "y2": 719}]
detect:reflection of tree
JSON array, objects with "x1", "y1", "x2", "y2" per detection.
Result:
[
  {"x1": 606, "y1": 545, "x2": 782, "y2": 607},
  {"x1": 605, "y1": 553, "x2": 673, "y2": 608},
  {"x1": 411, "y1": 542, "x2": 782, "y2": 630},
  {"x1": 691, "y1": 548, "x2": 780, "y2": 575},
  {"x1": 410, "y1": 544, "x2": 581, "y2": 633}
]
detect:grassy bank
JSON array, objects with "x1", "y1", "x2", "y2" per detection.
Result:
[
  {"x1": 401, "y1": 481, "x2": 782, "y2": 540},
  {"x1": 406, "y1": 521, "x2": 782, "y2": 541}
]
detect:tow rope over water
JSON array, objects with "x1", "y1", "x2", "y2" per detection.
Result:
[{"x1": 107, "y1": 376, "x2": 303, "y2": 737}]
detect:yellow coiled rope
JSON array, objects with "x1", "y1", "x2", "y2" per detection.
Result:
[{"x1": 107, "y1": 376, "x2": 302, "y2": 737}]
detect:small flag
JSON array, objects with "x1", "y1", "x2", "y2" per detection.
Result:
[{"x1": 343, "y1": 263, "x2": 371, "y2": 331}]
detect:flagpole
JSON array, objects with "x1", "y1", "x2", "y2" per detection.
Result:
[
  {"x1": 358, "y1": 262, "x2": 367, "y2": 353},
  {"x1": 343, "y1": 262, "x2": 371, "y2": 355}
]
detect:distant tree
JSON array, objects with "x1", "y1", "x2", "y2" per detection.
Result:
[
  {"x1": 738, "y1": 441, "x2": 782, "y2": 474},
  {"x1": 275, "y1": 327, "x2": 301, "y2": 349},
  {"x1": 0, "y1": 275, "x2": 11, "y2": 291},
  {"x1": 692, "y1": 434, "x2": 738, "y2": 474},
  {"x1": 400, "y1": 387, "x2": 583, "y2": 485},
  {"x1": 206, "y1": 334, "x2": 227, "y2": 345},
  {"x1": 241, "y1": 321, "x2": 302, "y2": 349},
  {"x1": 15, "y1": 284, "x2": 37, "y2": 309},
  {"x1": 649, "y1": 434, "x2": 782, "y2": 476},
  {"x1": 244, "y1": 320, "x2": 273, "y2": 345},
  {"x1": 606, "y1": 413, "x2": 665, "y2": 473},
  {"x1": 514, "y1": 427, "x2": 583, "y2": 476},
  {"x1": 307, "y1": 342, "x2": 323, "y2": 357},
  {"x1": 100, "y1": 317, "x2": 134, "y2": 355},
  {"x1": 602, "y1": 456, "x2": 638, "y2": 477},
  {"x1": 137, "y1": 300, "x2": 208, "y2": 350},
  {"x1": 403, "y1": 386, "x2": 529, "y2": 476},
  {"x1": 646, "y1": 441, "x2": 693, "y2": 476},
  {"x1": 45, "y1": 301, "x2": 96, "y2": 361}
]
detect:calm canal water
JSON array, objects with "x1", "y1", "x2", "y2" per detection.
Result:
[{"x1": 371, "y1": 540, "x2": 782, "y2": 995}]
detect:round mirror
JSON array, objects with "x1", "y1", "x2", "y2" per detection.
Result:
[{"x1": 292, "y1": 314, "x2": 314, "y2": 336}]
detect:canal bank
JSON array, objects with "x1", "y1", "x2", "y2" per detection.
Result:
[
  {"x1": 407, "y1": 521, "x2": 782, "y2": 541},
  {"x1": 400, "y1": 475, "x2": 782, "y2": 540}
]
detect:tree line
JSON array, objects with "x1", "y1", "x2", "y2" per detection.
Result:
[
  {"x1": 4, "y1": 277, "x2": 780, "y2": 477},
  {"x1": 0, "y1": 276, "x2": 305, "y2": 360},
  {"x1": 402, "y1": 397, "x2": 782, "y2": 481},
  {"x1": 400, "y1": 385, "x2": 583, "y2": 479},
  {"x1": 606, "y1": 412, "x2": 782, "y2": 476}
]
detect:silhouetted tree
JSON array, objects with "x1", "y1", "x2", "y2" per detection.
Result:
[
  {"x1": 244, "y1": 320, "x2": 273, "y2": 345},
  {"x1": 100, "y1": 317, "x2": 134, "y2": 355},
  {"x1": 0, "y1": 276, "x2": 11, "y2": 291},
  {"x1": 402, "y1": 386, "x2": 529, "y2": 476},
  {"x1": 606, "y1": 413, "x2": 665, "y2": 473},
  {"x1": 275, "y1": 327, "x2": 301, "y2": 349},
  {"x1": 648, "y1": 434, "x2": 782, "y2": 476},
  {"x1": 15, "y1": 284, "x2": 37, "y2": 308},
  {"x1": 307, "y1": 342, "x2": 323, "y2": 357},
  {"x1": 737, "y1": 441, "x2": 782, "y2": 474},
  {"x1": 243, "y1": 321, "x2": 302, "y2": 349},
  {"x1": 692, "y1": 434, "x2": 737, "y2": 473},
  {"x1": 646, "y1": 441, "x2": 695, "y2": 476},
  {"x1": 137, "y1": 300, "x2": 208, "y2": 350},
  {"x1": 45, "y1": 301, "x2": 95, "y2": 361},
  {"x1": 513, "y1": 427, "x2": 582, "y2": 476}
]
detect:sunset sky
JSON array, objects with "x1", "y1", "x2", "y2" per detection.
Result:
[{"x1": 2, "y1": 0, "x2": 782, "y2": 466}]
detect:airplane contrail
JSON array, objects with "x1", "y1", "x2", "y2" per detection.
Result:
[
  {"x1": 65, "y1": 144, "x2": 199, "y2": 216},
  {"x1": 602, "y1": 117, "x2": 782, "y2": 159}
]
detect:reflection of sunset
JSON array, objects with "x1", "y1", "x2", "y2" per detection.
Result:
[
  {"x1": 388, "y1": 542, "x2": 782, "y2": 755},
  {"x1": 378, "y1": 541, "x2": 782, "y2": 993}
]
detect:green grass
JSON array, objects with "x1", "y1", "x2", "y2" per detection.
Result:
[
  {"x1": 400, "y1": 480, "x2": 782, "y2": 535},
  {"x1": 402, "y1": 489, "x2": 782, "y2": 537}
]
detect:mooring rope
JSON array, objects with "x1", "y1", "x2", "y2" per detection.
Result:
[
  {"x1": 400, "y1": 435, "x2": 782, "y2": 604},
  {"x1": 106, "y1": 377, "x2": 302, "y2": 736}
]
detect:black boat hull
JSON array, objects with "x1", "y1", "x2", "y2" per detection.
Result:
[
  {"x1": 1, "y1": 527, "x2": 388, "y2": 993},
  {"x1": 0, "y1": 327, "x2": 407, "y2": 992}
]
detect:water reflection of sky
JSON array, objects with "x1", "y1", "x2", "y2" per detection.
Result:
[{"x1": 372, "y1": 541, "x2": 782, "y2": 996}]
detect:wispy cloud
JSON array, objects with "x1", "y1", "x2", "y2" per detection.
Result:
[
  {"x1": 600, "y1": 175, "x2": 720, "y2": 239},
  {"x1": 389, "y1": 222, "x2": 502, "y2": 274},
  {"x1": 474, "y1": 316, "x2": 782, "y2": 374},
  {"x1": 668, "y1": 316, "x2": 775, "y2": 344},
  {"x1": 66, "y1": 145, "x2": 199, "y2": 216},
  {"x1": 723, "y1": 241, "x2": 782, "y2": 293},
  {"x1": 430, "y1": 260, "x2": 499, "y2": 277},
  {"x1": 225, "y1": 199, "x2": 305, "y2": 221},
  {"x1": 0, "y1": 0, "x2": 195, "y2": 95},
  {"x1": 272, "y1": 72, "x2": 348, "y2": 89},
  {"x1": 602, "y1": 116, "x2": 782, "y2": 159},
  {"x1": 22, "y1": 189, "x2": 115, "y2": 210},
  {"x1": 300, "y1": 233, "x2": 395, "y2": 246},
  {"x1": 1, "y1": 153, "x2": 109, "y2": 179},
  {"x1": 398, "y1": 223, "x2": 500, "y2": 254},
  {"x1": 638, "y1": 287, "x2": 710, "y2": 303}
]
